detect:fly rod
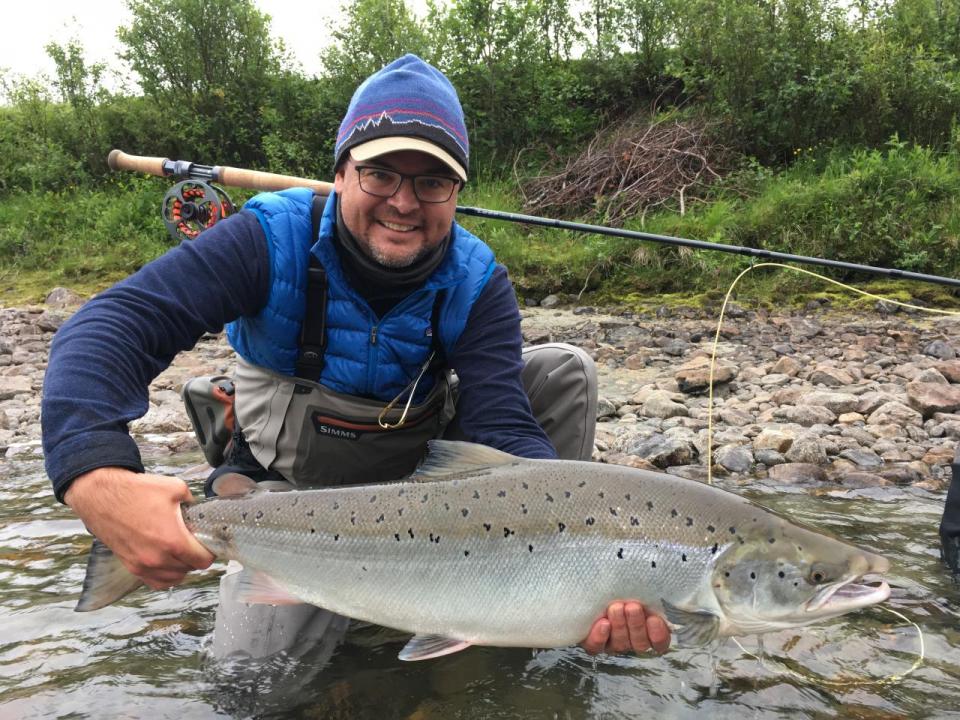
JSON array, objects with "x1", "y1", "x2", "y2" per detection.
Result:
[{"x1": 107, "y1": 149, "x2": 960, "y2": 289}]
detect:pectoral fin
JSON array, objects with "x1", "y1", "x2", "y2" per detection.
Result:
[
  {"x1": 75, "y1": 538, "x2": 144, "y2": 612},
  {"x1": 398, "y1": 634, "x2": 472, "y2": 661},
  {"x1": 234, "y1": 569, "x2": 305, "y2": 606},
  {"x1": 661, "y1": 599, "x2": 721, "y2": 645}
]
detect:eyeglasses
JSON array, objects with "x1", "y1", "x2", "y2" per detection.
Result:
[{"x1": 355, "y1": 165, "x2": 462, "y2": 204}]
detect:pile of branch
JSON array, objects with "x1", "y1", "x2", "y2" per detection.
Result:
[{"x1": 522, "y1": 113, "x2": 727, "y2": 225}]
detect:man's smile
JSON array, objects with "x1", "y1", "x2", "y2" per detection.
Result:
[{"x1": 379, "y1": 219, "x2": 420, "y2": 233}]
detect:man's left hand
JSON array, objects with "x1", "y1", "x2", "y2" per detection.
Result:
[{"x1": 581, "y1": 601, "x2": 671, "y2": 655}]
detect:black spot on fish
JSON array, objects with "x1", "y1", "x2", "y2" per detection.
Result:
[
  {"x1": 483, "y1": 523, "x2": 492, "y2": 532},
  {"x1": 376, "y1": 514, "x2": 385, "y2": 524},
  {"x1": 585, "y1": 517, "x2": 595, "y2": 526},
  {"x1": 609, "y1": 507, "x2": 618, "y2": 516},
  {"x1": 422, "y1": 494, "x2": 429, "y2": 503},
  {"x1": 598, "y1": 491, "x2": 605, "y2": 499},
  {"x1": 617, "y1": 548, "x2": 624, "y2": 559},
  {"x1": 778, "y1": 571, "x2": 785, "y2": 579},
  {"x1": 545, "y1": 493, "x2": 554, "y2": 502},
  {"x1": 497, "y1": 490, "x2": 507, "y2": 498},
  {"x1": 707, "y1": 524, "x2": 715, "y2": 533},
  {"x1": 334, "y1": 534, "x2": 340, "y2": 541},
  {"x1": 398, "y1": 508, "x2": 404, "y2": 517},
  {"x1": 255, "y1": 510, "x2": 264, "y2": 520},
  {"x1": 464, "y1": 550, "x2": 470, "y2": 556},
  {"x1": 768, "y1": 538, "x2": 775, "y2": 544},
  {"x1": 564, "y1": 491, "x2": 571, "y2": 498},
  {"x1": 625, "y1": 493, "x2": 631, "y2": 501},
  {"x1": 362, "y1": 566, "x2": 367, "y2": 572},
  {"x1": 682, "y1": 553, "x2": 687, "y2": 562},
  {"x1": 461, "y1": 508, "x2": 469, "y2": 517},
  {"x1": 408, "y1": 528, "x2": 415, "y2": 539},
  {"x1": 369, "y1": 494, "x2": 377, "y2": 503},
  {"x1": 686, "y1": 517, "x2": 693, "y2": 527},
  {"x1": 737, "y1": 537, "x2": 745, "y2": 545},
  {"x1": 291, "y1": 497, "x2": 298, "y2": 506},
  {"x1": 647, "y1": 501, "x2": 654, "y2": 510},
  {"x1": 711, "y1": 543, "x2": 719, "y2": 554},
  {"x1": 651, "y1": 561, "x2": 657, "y2": 568},
  {"x1": 429, "y1": 533, "x2": 434, "y2": 542},
  {"x1": 241, "y1": 512, "x2": 247, "y2": 520},
  {"x1": 522, "y1": 482, "x2": 529, "y2": 490},
  {"x1": 310, "y1": 528, "x2": 316, "y2": 534},
  {"x1": 750, "y1": 572, "x2": 756, "y2": 580},
  {"x1": 521, "y1": 504, "x2": 528, "y2": 515},
  {"x1": 394, "y1": 533, "x2": 400, "y2": 542},
  {"x1": 729, "y1": 526, "x2": 736, "y2": 534},
  {"x1": 444, "y1": 503, "x2": 450, "y2": 511},
  {"x1": 528, "y1": 544, "x2": 534, "y2": 553},
  {"x1": 630, "y1": 516, "x2": 639, "y2": 526},
  {"x1": 351, "y1": 514, "x2": 357, "y2": 525},
  {"x1": 794, "y1": 582, "x2": 799, "y2": 587},
  {"x1": 578, "y1": 481, "x2": 586, "y2": 488},
  {"x1": 473, "y1": 490, "x2": 480, "y2": 499},
  {"x1": 198, "y1": 512, "x2": 205, "y2": 519},
  {"x1": 398, "y1": 488, "x2": 406, "y2": 496},
  {"x1": 504, "y1": 527, "x2": 515, "y2": 537},
  {"x1": 221, "y1": 524, "x2": 227, "y2": 531},
  {"x1": 558, "y1": 522, "x2": 566, "y2": 533},
  {"x1": 434, "y1": 535, "x2": 441, "y2": 544},
  {"x1": 671, "y1": 509, "x2": 678, "y2": 518},
  {"x1": 724, "y1": 571, "x2": 730, "y2": 577},
  {"x1": 332, "y1": 503, "x2": 339, "y2": 511}
]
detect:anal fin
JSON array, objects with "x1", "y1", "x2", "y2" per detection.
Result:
[
  {"x1": 398, "y1": 634, "x2": 472, "y2": 661},
  {"x1": 234, "y1": 569, "x2": 305, "y2": 606}
]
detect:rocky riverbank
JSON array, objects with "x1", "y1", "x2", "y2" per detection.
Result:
[{"x1": 3, "y1": 289, "x2": 959, "y2": 495}]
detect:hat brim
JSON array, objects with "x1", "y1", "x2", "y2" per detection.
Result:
[{"x1": 349, "y1": 136, "x2": 467, "y2": 182}]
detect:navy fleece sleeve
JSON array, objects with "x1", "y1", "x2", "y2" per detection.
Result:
[
  {"x1": 42, "y1": 210, "x2": 270, "y2": 501},
  {"x1": 447, "y1": 265, "x2": 557, "y2": 459}
]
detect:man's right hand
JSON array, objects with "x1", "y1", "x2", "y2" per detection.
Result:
[{"x1": 64, "y1": 467, "x2": 215, "y2": 589}]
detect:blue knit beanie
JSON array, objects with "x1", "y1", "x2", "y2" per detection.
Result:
[{"x1": 334, "y1": 54, "x2": 469, "y2": 181}]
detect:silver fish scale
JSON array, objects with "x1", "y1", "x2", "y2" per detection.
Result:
[{"x1": 186, "y1": 458, "x2": 777, "y2": 647}]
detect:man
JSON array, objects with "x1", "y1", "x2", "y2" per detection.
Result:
[{"x1": 42, "y1": 54, "x2": 669, "y2": 660}]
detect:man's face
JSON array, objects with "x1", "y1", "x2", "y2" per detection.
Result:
[{"x1": 334, "y1": 150, "x2": 460, "y2": 268}]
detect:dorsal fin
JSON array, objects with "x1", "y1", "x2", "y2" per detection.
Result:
[{"x1": 412, "y1": 440, "x2": 521, "y2": 480}]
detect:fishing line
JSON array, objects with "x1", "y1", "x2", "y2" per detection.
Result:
[
  {"x1": 729, "y1": 606, "x2": 924, "y2": 688},
  {"x1": 702, "y1": 261, "x2": 946, "y2": 687}
]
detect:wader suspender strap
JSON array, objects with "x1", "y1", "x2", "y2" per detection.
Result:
[{"x1": 295, "y1": 193, "x2": 329, "y2": 381}]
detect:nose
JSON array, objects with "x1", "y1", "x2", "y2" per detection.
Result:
[{"x1": 387, "y1": 177, "x2": 420, "y2": 214}]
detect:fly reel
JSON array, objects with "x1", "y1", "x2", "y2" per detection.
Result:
[{"x1": 161, "y1": 180, "x2": 235, "y2": 241}]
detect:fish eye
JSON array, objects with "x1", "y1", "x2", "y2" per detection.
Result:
[{"x1": 806, "y1": 562, "x2": 834, "y2": 585}]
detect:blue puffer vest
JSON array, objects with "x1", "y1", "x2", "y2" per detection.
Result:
[{"x1": 226, "y1": 188, "x2": 496, "y2": 401}]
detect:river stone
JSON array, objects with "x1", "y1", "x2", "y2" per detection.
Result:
[
  {"x1": 922, "y1": 339, "x2": 956, "y2": 360},
  {"x1": 797, "y1": 391, "x2": 859, "y2": 415},
  {"x1": 907, "y1": 381, "x2": 960, "y2": 418},
  {"x1": 540, "y1": 294, "x2": 562, "y2": 308},
  {"x1": 785, "y1": 436, "x2": 828, "y2": 464},
  {"x1": 868, "y1": 401, "x2": 922, "y2": 427},
  {"x1": 45, "y1": 286, "x2": 84, "y2": 308},
  {"x1": 596, "y1": 398, "x2": 617, "y2": 419},
  {"x1": 602, "y1": 452, "x2": 658, "y2": 471},
  {"x1": 718, "y1": 407, "x2": 754, "y2": 426},
  {"x1": 857, "y1": 392, "x2": 900, "y2": 416},
  {"x1": 643, "y1": 391, "x2": 689, "y2": 419},
  {"x1": 839, "y1": 471, "x2": 891, "y2": 488},
  {"x1": 838, "y1": 448, "x2": 884, "y2": 469},
  {"x1": 714, "y1": 444, "x2": 754, "y2": 473},
  {"x1": 786, "y1": 317, "x2": 823, "y2": 339},
  {"x1": 935, "y1": 359, "x2": 960, "y2": 383},
  {"x1": 36, "y1": 310, "x2": 69, "y2": 332},
  {"x1": 626, "y1": 433, "x2": 697, "y2": 468},
  {"x1": 674, "y1": 356, "x2": 737, "y2": 393},
  {"x1": 0, "y1": 376, "x2": 32, "y2": 401},
  {"x1": 774, "y1": 405, "x2": 837, "y2": 427},
  {"x1": 129, "y1": 404, "x2": 192, "y2": 434},
  {"x1": 809, "y1": 364, "x2": 855, "y2": 387},
  {"x1": 837, "y1": 412, "x2": 865, "y2": 424},
  {"x1": 753, "y1": 429, "x2": 794, "y2": 453},
  {"x1": 878, "y1": 465, "x2": 924, "y2": 485},
  {"x1": 914, "y1": 367, "x2": 949, "y2": 384},
  {"x1": 770, "y1": 356, "x2": 801, "y2": 376},
  {"x1": 754, "y1": 448, "x2": 786, "y2": 465},
  {"x1": 768, "y1": 462, "x2": 827, "y2": 484},
  {"x1": 922, "y1": 445, "x2": 956, "y2": 466}
]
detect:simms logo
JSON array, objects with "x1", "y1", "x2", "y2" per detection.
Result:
[{"x1": 311, "y1": 412, "x2": 364, "y2": 441}]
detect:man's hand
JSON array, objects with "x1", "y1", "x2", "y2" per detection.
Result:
[
  {"x1": 65, "y1": 467, "x2": 214, "y2": 589},
  {"x1": 581, "y1": 601, "x2": 671, "y2": 656}
]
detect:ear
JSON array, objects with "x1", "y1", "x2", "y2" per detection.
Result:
[{"x1": 334, "y1": 162, "x2": 347, "y2": 193}]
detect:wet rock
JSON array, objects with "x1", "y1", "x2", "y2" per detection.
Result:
[
  {"x1": 837, "y1": 412, "x2": 865, "y2": 424},
  {"x1": 768, "y1": 463, "x2": 827, "y2": 484},
  {"x1": 753, "y1": 429, "x2": 794, "y2": 453},
  {"x1": 626, "y1": 433, "x2": 697, "y2": 468},
  {"x1": 718, "y1": 407, "x2": 753, "y2": 426},
  {"x1": 809, "y1": 364, "x2": 855, "y2": 387},
  {"x1": 785, "y1": 436, "x2": 829, "y2": 464},
  {"x1": 714, "y1": 444, "x2": 754, "y2": 473},
  {"x1": 770, "y1": 356, "x2": 801, "y2": 376},
  {"x1": 839, "y1": 472, "x2": 891, "y2": 488},
  {"x1": 754, "y1": 448, "x2": 786, "y2": 465},
  {"x1": 797, "y1": 390, "x2": 859, "y2": 415},
  {"x1": 935, "y1": 359, "x2": 960, "y2": 383},
  {"x1": 596, "y1": 398, "x2": 617, "y2": 419},
  {"x1": 838, "y1": 448, "x2": 884, "y2": 469},
  {"x1": 774, "y1": 405, "x2": 837, "y2": 427},
  {"x1": 674, "y1": 356, "x2": 737, "y2": 393},
  {"x1": 540, "y1": 294, "x2": 562, "y2": 308}
]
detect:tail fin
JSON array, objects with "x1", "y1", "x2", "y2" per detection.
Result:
[{"x1": 75, "y1": 538, "x2": 144, "y2": 612}]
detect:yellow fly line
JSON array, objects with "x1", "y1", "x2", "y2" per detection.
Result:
[{"x1": 702, "y1": 261, "x2": 951, "y2": 687}]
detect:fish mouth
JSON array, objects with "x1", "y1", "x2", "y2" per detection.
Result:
[{"x1": 805, "y1": 576, "x2": 891, "y2": 615}]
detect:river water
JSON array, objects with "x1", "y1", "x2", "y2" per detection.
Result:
[{"x1": 1, "y1": 446, "x2": 958, "y2": 720}]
